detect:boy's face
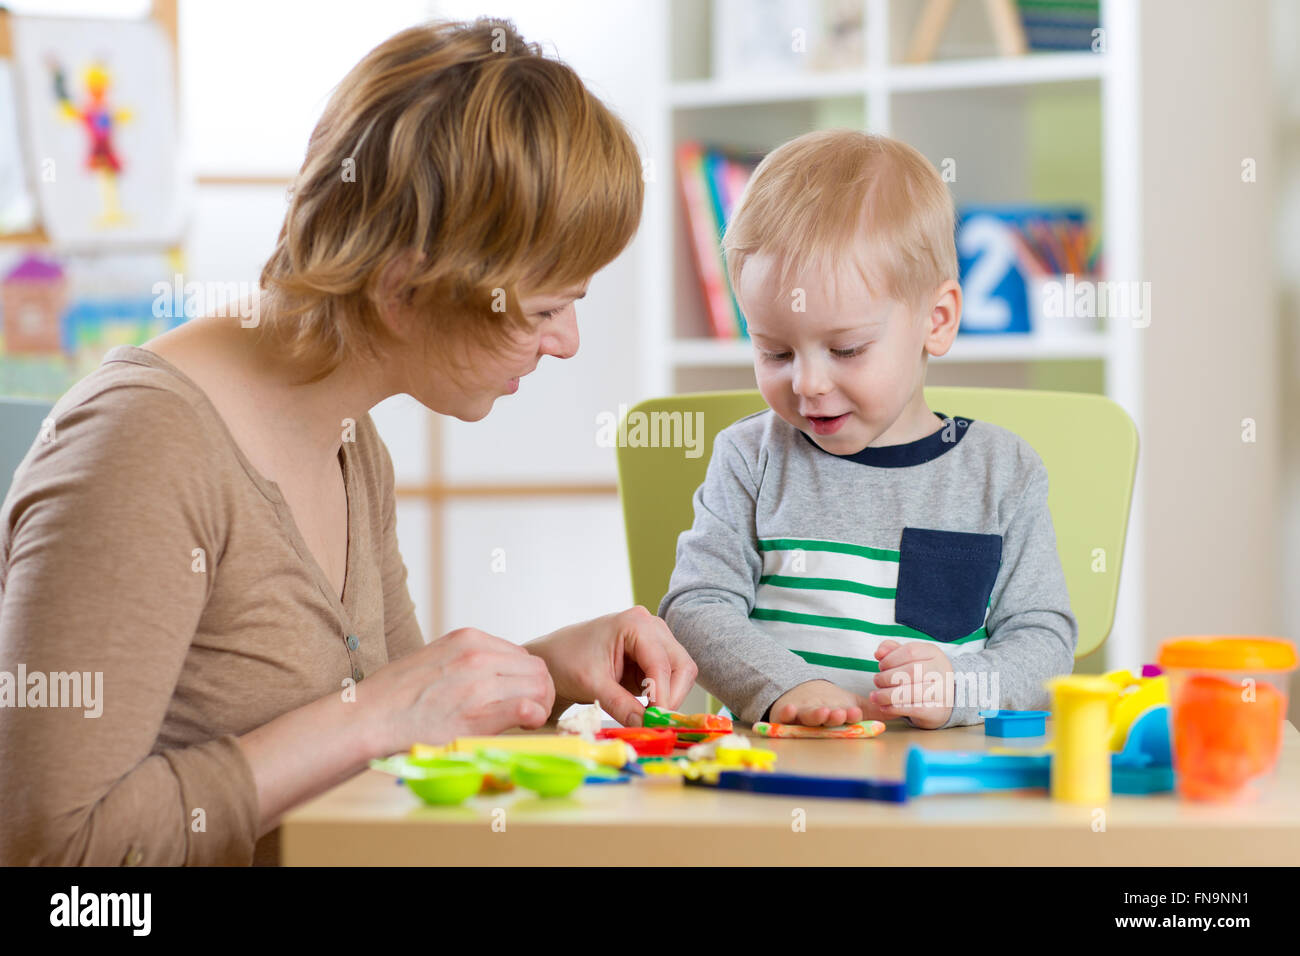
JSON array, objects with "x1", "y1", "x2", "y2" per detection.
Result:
[{"x1": 738, "y1": 253, "x2": 959, "y2": 455}]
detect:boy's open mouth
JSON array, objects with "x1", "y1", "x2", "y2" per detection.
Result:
[{"x1": 807, "y1": 413, "x2": 849, "y2": 436}]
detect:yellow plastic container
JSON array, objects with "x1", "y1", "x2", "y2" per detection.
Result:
[
  {"x1": 1047, "y1": 676, "x2": 1121, "y2": 805},
  {"x1": 1157, "y1": 636, "x2": 1297, "y2": 802}
]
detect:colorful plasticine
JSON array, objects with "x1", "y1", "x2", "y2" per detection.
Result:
[
  {"x1": 1170, "y1": 675, "x2": 1285, "y2": 800},
  {"x1": 596, "y1": 726, "x2": 676, "y2": 756},
  {"x1": 750, "y1": 720, "x2": 886, "y2": 739},
  {"x1": 686, "y1": 733, "x2": 777, "y2": 768},
  {"x1": 636, "y1": 734, "x2": 778, "y2": 783},
  {"x1": 642, "y1": 705, "x2": 733, "y2": 732}
]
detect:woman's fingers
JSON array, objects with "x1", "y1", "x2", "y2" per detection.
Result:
[
  {"x1": 620, "y1": 607, "x2": 697, "y2": 711},
  {"x1": 621, "y1": 610, "x2": 671, "y2": 707},
  {"x1": 439, "y1": 626, "x2": 535, "y2": 661},
  {"x1": 463, "y1": 694, "x2": 551, "y2": 736},
  {"x1": 594, "y1": 679, "x2": 647, "y2": 728},
  {"x1": 616, "y1": 608, "x2": 699, "y2": 711},
  {"x1": 456, "y1": 671, "x2": 555, "y2": 730}
]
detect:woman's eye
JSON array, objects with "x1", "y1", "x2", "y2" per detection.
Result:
[
  {"x1": 536, "y1": 309, "x2": 560, "y2": 320},
  {"x1": 760, "y1": 350, "x2": 791, "y2": 362}
]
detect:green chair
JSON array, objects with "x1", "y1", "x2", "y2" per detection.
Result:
[{"x1": 615, "y1": 388, "x2": 1139, "y2": 709}]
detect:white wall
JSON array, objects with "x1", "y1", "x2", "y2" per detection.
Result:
[
  {"x1": 1273, "y1": 0, "x2": 1300, "y2": 720},
  {"x1": 1140, "y1": 0, "x2": 1292, "y2": 716}
]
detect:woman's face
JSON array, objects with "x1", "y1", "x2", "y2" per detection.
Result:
[{"x1": 403, "y1": 282, "x2": 588, "y2": 421}]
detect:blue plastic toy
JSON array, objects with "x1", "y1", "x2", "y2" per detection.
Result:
[
  {"x1": 906, "y1": 749, "x2": 1049, "y2": 796},
  {"x1": 1116, "y1": 705, "x2": 1172, "y2": 767},
  {"x1": 979, "y1": 709, "x2": 1050, "y2": 737}
]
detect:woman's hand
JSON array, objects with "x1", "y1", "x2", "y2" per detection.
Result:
[
  {"x1": 363, "y1": 627, "x2": 556, "y2": 755},
  {"x1": 526, "y1": 606, "x2": 698, "y2": 727}
]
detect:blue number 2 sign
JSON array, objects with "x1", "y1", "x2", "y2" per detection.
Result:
[{"x1": 956, "y1": 208, "x2": 1032, "y2": 335}]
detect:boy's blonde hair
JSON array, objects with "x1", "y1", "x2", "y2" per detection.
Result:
[
  {"x1": 723, "y1": 129, "x2": 957, "y2": 322},
  {"x1": 258, "y1": 17, "x2": 644, "y2": 383}
]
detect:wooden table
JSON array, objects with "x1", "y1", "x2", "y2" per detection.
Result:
[{"x1": 280, "y1": 721, "x2": 1300, "y2": 865}]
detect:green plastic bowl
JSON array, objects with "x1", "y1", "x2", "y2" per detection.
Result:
[
  {"x1": 401, "y1": 757, "x2": 484, "y2": 805},
  {"x1": 509, "y1": 754, "x2": 587, "y2": 797}
]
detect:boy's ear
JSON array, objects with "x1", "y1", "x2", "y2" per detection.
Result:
[{"x1": 923, "y1": 280, "x2": 962, "y2": 354}]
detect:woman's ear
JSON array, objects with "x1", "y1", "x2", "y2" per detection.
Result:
[{"x1": 376, "y1": 250, "x2": 424, "y2": 337}]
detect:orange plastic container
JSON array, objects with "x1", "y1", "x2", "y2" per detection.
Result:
[{"x1": 1157, "y1": 636, "x2": 1296, "y2": 802}]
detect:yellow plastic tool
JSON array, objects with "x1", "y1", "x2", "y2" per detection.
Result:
[
  {"x1": 411, "y1": 735, "x2": 634, "y2": 769},
  {"x1": 1104, "y1": 669, "x2": 1169, "y2": 752},
  {"x1": 1047, "y1": 676, "x2": 1122, "y2": 805}
]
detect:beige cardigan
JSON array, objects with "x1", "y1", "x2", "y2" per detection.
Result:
[{"x1": 0, "y1": 346, "x2": 425, "y2": 865}]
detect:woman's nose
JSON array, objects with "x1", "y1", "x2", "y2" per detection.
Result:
[{"x1": 541, "y1": 309, "x2": 579, "y2": 359}]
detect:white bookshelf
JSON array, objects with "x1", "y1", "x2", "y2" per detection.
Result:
[{"x1": 637, "y1": 0, "x2": 1144, "y2": 672}]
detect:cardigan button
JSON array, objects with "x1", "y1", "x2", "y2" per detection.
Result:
[
  {"x1": 346, "y1": 634, "x2": 359, "y2": 651},
  {"x1": 353, "y1": 666, "x2": 364, "y2": 681}
]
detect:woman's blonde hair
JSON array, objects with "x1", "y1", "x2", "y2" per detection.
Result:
[
  {"x1": 258, "y1": 17, "x2": 644, "y2": 383},
  {"x1": 722, "y1": 129, "x2": 956, "y2": 321}
]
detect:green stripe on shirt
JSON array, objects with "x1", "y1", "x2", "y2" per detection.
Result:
[
  {"x1": 758, "y1": 574, "x2": 895, "y2": 600},
  {"x1": 790, "y1": 650, "x2": 881, "y2": 672},
  {"x1": 750, "y1": 606, "x2": 987, "y2": 644},
  {"x1": 758, "y1": 538, "x2": 900, "y2": 561}
]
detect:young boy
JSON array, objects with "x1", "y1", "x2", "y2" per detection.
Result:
[{"x1": 659, "y1": 130, "x2": 1077, "y2": 730}]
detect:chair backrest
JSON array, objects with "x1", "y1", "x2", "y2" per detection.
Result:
[
  {"x1": 0, "y1": 398, "x2": 54, "y2": 500},
  {"x1": 615, "y1": 387, "x2": 1138, "y2": 658}
]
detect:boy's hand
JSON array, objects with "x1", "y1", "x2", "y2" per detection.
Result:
[
  {"x1": 869, "y1": 640, "x2": 954, "y2": 729},
  {"x1": 769, "y1": 679, "x2": 876, "y2": 726}
]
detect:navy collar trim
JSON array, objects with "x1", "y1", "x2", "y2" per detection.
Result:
[{"x1": 800, "y1": 411, "x2": 973, "y2": 468}]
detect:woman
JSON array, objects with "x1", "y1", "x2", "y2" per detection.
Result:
[{"x1": 0, "y1": 17, "x2": 696, "y2": 866}]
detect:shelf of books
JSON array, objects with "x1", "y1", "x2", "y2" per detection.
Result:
[
  {"x1": 653, "y1": 0, "x2": 1134, "y2": 392},
  {"x1": 641, "y1": 0, "x2": 1141, "y2": 671}
]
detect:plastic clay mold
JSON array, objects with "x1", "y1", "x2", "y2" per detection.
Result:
[{"x1": 979, "y1": 709, "x2": 1050, "y2": 737}]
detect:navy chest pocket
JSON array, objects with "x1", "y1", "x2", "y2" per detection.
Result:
[{"x1": 894, "y1": 527, "x2": 1003, "y2": 643}]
